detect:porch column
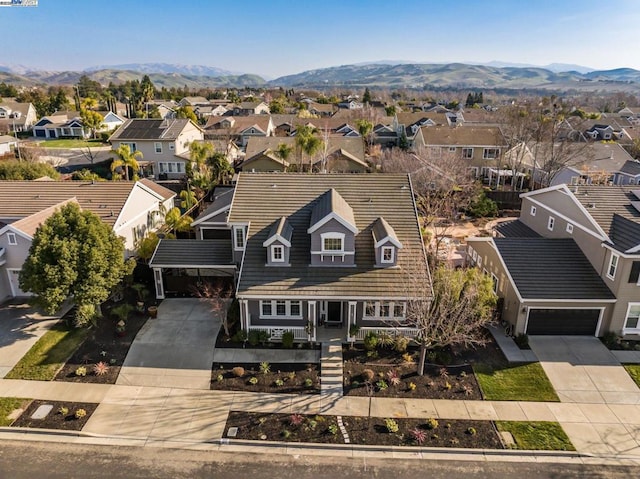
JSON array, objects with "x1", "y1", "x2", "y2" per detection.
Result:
[
  {"x1": 240, "y1": 299, "x2": 249, "y2": 331},
  {"x1": 153, "y1": 268, "x2": 165, "y2": 299},
  {"x1": 307, "y1": 301, "x2": 316, "y2": 341},
  {"x1": 347, "y1": 301, "x2": 357, "y2": 342}
]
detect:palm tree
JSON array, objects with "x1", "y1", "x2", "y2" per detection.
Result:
[
  {"x1": 111, "y1": 144, "x2": 143, "y2": 181},
  {"x1": 207, "y1": 151, "x2": 233, "y2": 185},
  {"x1": 189, "y1": 141, "x2": 214, "y2": 173},
  {"x1": 356, "y1": 119, "x2": 374, "y2": 154},
  {"x1": 275, "y1": 142, "x2": 293, "y2": 170},
  {"x1": 295, "y1": 125, "x2": 323, "y2": 171},
  {"x1": 164, "y1": 207, "x2": 193, "y2": 234},
  {"x1": 179, "y1": 188, "x2": 197, "y2": 211}
]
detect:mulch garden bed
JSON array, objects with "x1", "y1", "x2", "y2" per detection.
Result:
[
  {"x1": 225, "y1": 411, "x2": 504, "y2": 449},
  {"x1": 342, "y1": 331, "x2": 505, "y2": 400},
  {"x1": 11, "y1": 400, "x2": 98, "y2": 431},
  {"x1": 53, "y1": 297, "x2": 154, "y2": 385},
  {"x1": 211, "y1": 362, "x2": 320, "y2": 394}
]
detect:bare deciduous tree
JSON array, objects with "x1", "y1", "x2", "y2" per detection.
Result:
[{"x1": 189, "y1": 280, "x2": 234, "y2": 337}]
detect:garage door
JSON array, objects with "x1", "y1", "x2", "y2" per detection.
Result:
[{"x1": 526, "y1": 309, "x2": 600, "y2": 335}]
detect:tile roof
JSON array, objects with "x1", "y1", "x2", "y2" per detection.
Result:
[
  {"x1": 150, "y1": 239, "x2": 234, "y2": 268},
  {"x1": 244, "y1": 136, "x2": 365, "y2": 164},
  {"x1": 420, "y1": 126, "x2": 506, "y2": 147},
  {"x1": 372, "y1": 217, "x2": 401, "y2": 246},
  {"x1": 494, "y1": 220, "x2": 541, "y2": 238},
  {"x1": 0, "y1": 181, "x2": 139, "y2": 227},
  {"x1": 229, "y1": 173, "x2": 429, "y2": 298},
  {"x1": 571, "y1": 185, "x2": 640, "y2": 251},
  {"x1": 309, "y1": 188, "x2": 357, "y2": 232},
  {"x1": 494, "y1": 238, "x2": 615, "y2": 300},
  {"x1": 9, "y1": 198, "x2": 77, "y2": 237},
  {"x1": 138, "y1": 178, "x2": 176, "y2": 201},
  {"x1": 110, "y1": 118, "x2": 193, "y2": 141},
  {"x1": 264, "y1": 216, "x2": 293, "y2": 246}
]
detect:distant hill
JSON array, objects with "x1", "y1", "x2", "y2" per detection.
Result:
[
  {"x1": 269, "y1": 63, "x2": 640, "y2": 91},
  {"x1": 84, "y1": 62, "x2": 242, "y2": 77}
]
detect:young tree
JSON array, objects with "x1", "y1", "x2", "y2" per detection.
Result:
[
  {"x1": 111, "y1": 144, "x2": 143, "y2": 181},
  {"x1": 362, "y1": 87, "x2": 372, "y2": 104},
  {"x1": 164, "y1": 207, "x2": 193, "y2": 234},
  {"x1": 356, "y1": 119, "x2": 374, "y2": 153},
  {"x1": 405, "y1": 264, "x2": 496, "y2": 376},
  {"x1": 80, "y1": 108, "x2": 104, "y2": 139},
  {"x1": 20, "y1": 203, "x2": 135, "y2": 326},
  {"x1": 179, "y1": 188, "x2": 197, "y2": 210}
]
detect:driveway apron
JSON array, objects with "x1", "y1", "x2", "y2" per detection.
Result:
[
  {"x1": 116, "y1": 299, "x2": 220, "y2": 389},
  {"x1": 529, "y1": 336, "x2": 640, "y2": 404}
]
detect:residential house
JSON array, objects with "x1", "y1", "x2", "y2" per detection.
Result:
[
  {"x1": 0, "y1": 180, "x2": 175, "y2": 300},
  {"x1": 338, "y1": 99, "x2": 363, "y2": 110},
  {"x1": 0, "y1": 135, "x2": 17, "y2": 155},
  {"x1": 231, "y1": 102, "x2": 270, "y2": 116},
  {"x1": 109, "y1": 118, "x2": 204, "y2": 179},
  {"x1": 241, "y1": 136, "x2": 367, "y2": 173},
  {"x1": 150, "y1": 173, "x2": 430, "y2": 343},
  {"x1": 306, "y1": 102, "x2": 337, "y2": 117},
  {"x1": 616, "y1": 160, "x2": 640, "y2": 185},
  {"x1": 0, "y1": 100, "x2": 37, "y2": 133},
  {"x1": 178, "y1": 96, "x2": 210, "y2": 107},
  {"x1": 468, "y1": 184, "x2": 640, "y2": 337},
  {"x1": 418, "y1": 125, "x2": 508, "y2": 183},
  {"x1": 203, "y1": 115, "x2": 274, "y2": 147},
  {"x1": 145, "y1": 100, "x2": 177, "y2": 120},
  {"x1": 32, "y1": 111, "x2": 124, "y2": 139}
]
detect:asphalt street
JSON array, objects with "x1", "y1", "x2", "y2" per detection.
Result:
[{"x1": 0, "y1": 440, "x2": 635, "y2": 479}]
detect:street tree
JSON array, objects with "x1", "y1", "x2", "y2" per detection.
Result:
[
  {"x1": 111, "y1": 144, "x2": 143, "y2": 181},
  {"x1": 404, "y1": 264, "x2": 496, "y2": 376},
  {"x1": 80, "y1": 108, "x2": 104, "y2": 139},
  {"x1": 20, "y1": 203, "x2": 135, "y2": 326}
]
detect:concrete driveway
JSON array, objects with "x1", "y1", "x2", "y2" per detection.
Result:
[
  {"x1": 116, "y1": 299, "x2": 221, "y2": 390},
  {"x1": 0, "y1": 299, "x2": 60, "y2": 378},
  {"x1": 529, "y1": 336, "x2": 640, "y2": 404}
]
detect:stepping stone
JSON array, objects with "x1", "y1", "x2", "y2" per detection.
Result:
[
  {"x1": 500, "y1": 431, "x2": 515, "y2": 447},
  {"x1": 31, "y1": 404, "x2": 53, "y2": 420},
  {"x1": 227, "y1": 427, "x2": 238, "y2": 438}
]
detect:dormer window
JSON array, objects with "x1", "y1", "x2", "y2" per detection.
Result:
[
  {"x1": 381, "y1": 246, "x2": 394, "y2": 263},
  {"x1": 271, "y1": 245, "x2": 284, "y2": 262},
  {"x1": 322, "y1": 233, "x2": 344, "y2": 252},
  {"x1": 372, "y1": 217, "x2": 402, "y2": 268}
]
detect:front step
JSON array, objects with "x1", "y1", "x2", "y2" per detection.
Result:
[{"x1": 320, "y1": 340, "x2": 344, "y2": 396}]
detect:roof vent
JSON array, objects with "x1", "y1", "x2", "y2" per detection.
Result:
[
  {"x1": 271, "y1": 184, "x2": 277, "y2": 188},
  {"x1": 400, "y1": 185, "x2": 408, "y2": 190},
  {"x1": 586, "y1": 203, "x2": 596, "y2": 209}
]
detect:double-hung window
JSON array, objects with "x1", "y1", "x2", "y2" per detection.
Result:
[
  {"x1": 483, "y1": 148, "x2": 499, "y2": 159},
  {"x1": 271, "y1": 245, "x2": 284, "y2": 262},
  {"x1": 624, "y1": 304, "x2": 640, "y2": 331},
  {"x1": 260, "y1": 300, "x2": 303, "y2": 319},
  {"x1": 233, "y1": 226, "x2": 245, "y2": 251},
  {"x1": 381, "y1": 246, "x2": 394, "y2": 263},
  {"x1": 607, "y1": 252, "x2": 619, "y2": 280}
]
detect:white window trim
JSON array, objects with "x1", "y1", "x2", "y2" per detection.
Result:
[
  {"x1": 320, "y1": 232, "x2": 345, "y2": 253},
  {"x1": 381, "y1": 246, "x2": 395, "y2": 264},
  {"x1": 233, "y1": 226, "x2": 245, "y2": 251},
  {"x1": 607, "y1": 252, "x2": 619, "y2": 280},
  {"x1": 530, "y1": 206, "x2": 536, "y2": 216},
  {"x1": 259, "y1": 300, "x2": 303, "y2": 319},
  {"x1": 566, "y1": 223, "x2": 573, "y2": 234},
  {"x1": 363, "y1": 300, "x2": 406, "y2": 320},
  {"x1": 154, "y1": 142, "x2": 162, "y2": 154},
  {"x1": 623, "y1": 303, "x2": 640, "y2": 333},
  {"x1": 7, "y1": 232, "x2": 17, "y2": 246},
  {"x1": 271, "y1": 245, "x2": 285, "y2": 263},
  {"x1": 547, "y1": 216, "x2": 555, "y2": 231},
  {"x1": 491, "y1": 273, "x2": 499, "y2": 294},
  {"x1": 462, "y1": 148, "x2": 473, "y2": 159},
  {"x1": 482, "y1": 147, "x2": 500, "y2": 159}
]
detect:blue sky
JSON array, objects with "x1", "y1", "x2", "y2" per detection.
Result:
[{"x1": 1, "y1": 0, "x2": 639, "y2": 77}]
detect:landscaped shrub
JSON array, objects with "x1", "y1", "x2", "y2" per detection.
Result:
[
  {"x1": 259, "y1": 361, "x2": 271, "y2": 374},
  {"x1": 248, "y1": 329, "x2": 270, "y2": 346},
  {"x1": 361, "y1": 368, "x2": 375, "y2": 382},
  {"x1": 232, "y1": 366, "x2": 245, "y2": 378},
  {"x1": 248, "y1": 376, "x2": 258, "y2": 385},
  {"x1": 601, "y1": 332, "x2": 619, "y2": 349},
  {"x1": 411, "y1": 427, "x2": 427, "y2": 445},
  {"x1": 93, "y1": 361, "x2": 109, "y2": 376},
  {"x1": 393, "y1": 336, "x2": 409, "y2": 353},
  {"x1": 377, "y1": 332, "x2": 394, "y2": 348},
  {"x1": 74, "y1": 409, "x2": 87, "y2": 419},
  {"x1": 384, "y1": 418, "x2": 399, "y2": 433},
  {"x1": 281, "y1": 331, "x2": 295, "y2": 349},
  {"x1": 232, "y1": 330, "x2": 247, "y2": 343},
  {"x1": 363, "y1": 332, "x2": 379, "y2": 351},
  {"x1": 426, "y1": 418, "x2": 439, "y2": 430},
  {"x1": 75, "y1": 366, "x2": 87, "y2": 377},
  {"x1": 386, "y1": 369, "x2": 401, "y2": 386}
]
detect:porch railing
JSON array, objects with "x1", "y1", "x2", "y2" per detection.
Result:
[
  {"x1": 353, "y1": 327, "x2": 420, "y2": 341},
  {"x1": 247, "y1": 326, "x2": 309, "y2": 342}
]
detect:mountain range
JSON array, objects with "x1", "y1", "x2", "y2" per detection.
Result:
[{"x1": 1, "y1": 62, "x2": 639, "y2": 92}]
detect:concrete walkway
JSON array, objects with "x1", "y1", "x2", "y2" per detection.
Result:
[
  {"x1": 487, "y1": 325, "x2": 537, "y2": 363},
  {"x1": 116, "y1": 299, "x2": 221, "y2": 389}
]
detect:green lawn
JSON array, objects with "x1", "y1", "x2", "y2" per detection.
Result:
[
  {"x1": 473, "y1": 362, "x2": 559, "y2": 402},
  {"x1": 5, "y1": 322, "x2": 90, "y2": 381},
  {"x1": 495, "y1": 421, "x2": 575, "y2": 451},
  {"x1": 38, "y1": 139, "x2": 104, "y2": 149},
  {"x1": 0, "y1": 398, "x2": 31, "y2": 426},
  {"x1": 624, "y1": 364, "x2": 640, "y2": 388}
]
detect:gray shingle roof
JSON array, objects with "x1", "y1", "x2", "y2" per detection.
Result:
[
  {"x1": 264, "y1": 216, "x2": 293, "y2": 245},
  {"x1": 494, "y1": 238, "x2": 615, "y2": 300},
  {"x1": 150, "y1": 239, "x2": 234, "y2": 268},
  {"x1": 572, "y1": 185, "x2": 640, "y2": 252},
  {"x1": 193, "y1": 187, "x2": 234, "y2": 225},
  {"x1": 494, "y1": 220, "x2": 541, "y2": 238},
  {"x1": 229, "y1": 173, "x2": 429, "y2": 298},
  {"x1": 309, "y1": 188, "x2": 357, "y2": 232},
  {"x1": 620, "y1": 160, "x2": 640, "y2": 176},
  {"x1": 372, "y1": 217, "x2": 401, "y2": 246}
]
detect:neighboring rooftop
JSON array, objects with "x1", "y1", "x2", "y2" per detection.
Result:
[
  {"x1": 494, "y1": 238, "x2": 615, "y2": 300},
  {"x1": 420, "y1": 125, "x2": 506, "y2": 146},
  {"x1": 110, "y1": 118, "x2": 194, "y2": 141},
  {"x1": 494, "y1": 220, "x2": 541, "y2": 238},
  {"x1": 149, "y1": 239, "x2": 234, "y2": 268}
]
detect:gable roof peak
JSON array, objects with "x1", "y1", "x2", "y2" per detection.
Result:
[{"x1": 307, "y1": 188, "x2": 358, "y2": 234}]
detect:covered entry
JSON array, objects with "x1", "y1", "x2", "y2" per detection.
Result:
[{"x1": 526, "y1": 308, "x2": 602, "y2": 335}]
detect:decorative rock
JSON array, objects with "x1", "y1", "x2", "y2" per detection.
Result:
[
  {"x1": 31, "y1": 404, "x2": 53, "y2": 420},
  {"x1": 260, "y1": 434, "x2": 267, "y2": 440},
  {"x1": 227, "y1": 427, "x2": 238, "y2": 437},
  {"x1": 500, "y1": 431, "x2": 515, "y2": 447}
]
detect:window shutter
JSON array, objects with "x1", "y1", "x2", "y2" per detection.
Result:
[{"x1": 629, "y1": 261, "x2": 640, "y2": 284}]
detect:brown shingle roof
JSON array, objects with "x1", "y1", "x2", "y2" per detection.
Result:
[{"x1": 10, "y1": 198, "x2": 77, "y2": 237}]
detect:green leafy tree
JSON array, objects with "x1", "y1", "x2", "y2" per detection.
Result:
[
  {"x1": 136, "y1": 231, "x2": 175, "y2": 262},
  {"x1": 274, "y1": 142, "x2": 293, "y2": 169},
  {"x1": 363, "y1": 87, "x2": 372, "y2": 104},
  {"x1": 164, "y1": 207, "x2": 193, "y2": 234},
  {"x1": 80, "y1": 109, "x2": 104, "y2": 139},
  {"x1": 467, "y1": 190, "x2": 498, "y2": 218},
  {"x1": 111, "y1": 144, "x2": 143, "y2": 181},
  {"x1": 404, "y1": 264, "x2": 496, "y2": 375},
  {"x1": 0, "y1": 161, "x2": 60, "y2": 180},
  {"x1": 175, "y1": 105, "x2": 198, "y2": 123},
  {"x1": 71, "y1": 169, "x2": 105, "y2": 182},
  {"x1": 179, "y1": 188, "x2": 197, "y2": 210},
  {"x1": 385, "y1": 105, "x2": 397, "y2": 116},
  {"x1": 20, "y1": 203, "x2": 135, "y2": 326}
]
